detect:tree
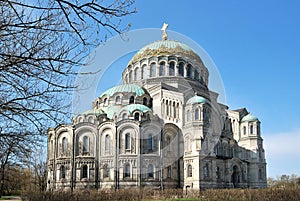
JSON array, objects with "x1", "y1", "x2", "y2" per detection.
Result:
[{"x1": 0, "y1": 0, "x2": 136, "y2": 196}]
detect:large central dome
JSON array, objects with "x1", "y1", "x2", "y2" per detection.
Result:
[
  {"x1": 129, "y1": 40, "x2": 204, "y2": 65},
  {"x1": 122, "y1": 38, "x2": 209, "y2": 87}
]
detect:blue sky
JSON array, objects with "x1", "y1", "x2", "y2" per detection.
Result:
[{"x1": 93, "y1": 0, "x2": 300, "y2": 178}]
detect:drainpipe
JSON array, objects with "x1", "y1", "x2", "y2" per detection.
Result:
[
  {"x1": 71, "y1": 125, "x2": 75, "y2": 191},
  {"x1": 160, "y1": 128, "x2": 163, "y2": 190},
  {"x1": 115, "y1": 125, "x2": 118, "y2": 191}
]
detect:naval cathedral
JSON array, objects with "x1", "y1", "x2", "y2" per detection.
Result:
[{"x1": 46, "y1": 26, "x2": 267, "y2": 190}]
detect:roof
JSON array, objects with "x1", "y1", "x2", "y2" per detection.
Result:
[
  {"x1": 120, "y1": 104, "x2": 152, "y2": 114},
  {"x1": 186, "y1": 95, "x2": 207, "y2": 105},
  {"x1": 82, "y1": 108, "x2": 105, "y2": 116},
  {"x1": 100, "y1": 84, "x2": 147, "y2": 97},
  {"x1": 128, "y1": 40, "x2": 203, "y2": 64},
  {"x1": 241, "y1": 113, "x2": 259, "y2": 122}
]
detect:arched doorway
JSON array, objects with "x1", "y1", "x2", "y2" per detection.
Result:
[{"x1": 231, "y1": 165, "x2": 240, "y2": 188}]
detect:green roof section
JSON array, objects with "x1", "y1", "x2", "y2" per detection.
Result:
[
  {"x1": 102, "y1": 105, "x2": 123, "y2": 119},
  {"x1": 100, "y1": 84, "x2": 146, "y2": 97},
  {"x1": 186, "y1": 95, "x2": 207, "y2": 105},
  {"x1": 137, "y1": 40, "x2": 193, "y2": 54},
  {"x1": 120, "y1": 104, "x2": 152, "y2": 114},
  {"x1": 241, "y1": 113, "x2": 259, "y2": 122}
]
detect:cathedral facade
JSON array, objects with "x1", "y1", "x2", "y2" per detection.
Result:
[{"x1": 46, "y1": 31, "x2": 267, "y2": 190}]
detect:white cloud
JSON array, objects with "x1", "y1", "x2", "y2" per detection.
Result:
[{"x1": 263, "y1": 130, "x2": 300, "y2": 178}]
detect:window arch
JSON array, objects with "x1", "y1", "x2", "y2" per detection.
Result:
[
  {"x1": 134, "y1": 67, "x2": 140, "y2": 80},
  {"x1": 203, "y1": 163, "x2": 209, "y2": 178},
  {"x1": 203, "y1": 108, "x2": 207, "y2": 121},
  {"x1": 166, "y1": 100, "x2": 169, "y2": 116},
  {"x1": 143, "y1": 97, "x2": 147, "y2": 106},
  {"x1": 124, "y1": 163, "x2": 130, "y2": 178},
  {"x1": 83, "y1": 136, "x2": 89, "y2": 154},
  {"x1": 82, "y1": 165, "x2": 88, "y2": 179},
  {"x1": 125, "y1": 133, "x2": 131, "y2": 150},
  {"x1": 250, "y1": 125, "x2": 254, "y2": 134},
  {"x1": 194, "y1": 70, "x2": 199, "y2": 80},
  {"x1": 187, "y1": 165, "x2": 192, "y2": 177},
  {"x1": 103, "y1": 164, "x2": 109, "y2": 178},
  {"x1": 142, "y1": 64, "x2": 148, "y2": 79},
  {"x1": 150, "y1": 63, "x2": 156, "y2": 77},
  {"x1": 115, "y1": 96, "x2": 121, "y2": 104},
  {"x1": 169, "y1": 61, "x2": 175, "y2": 76},
  {"x1": 216, "y1": 166, "x2": 221, "y2": 179},
  {"x1": 178, "y1": 63, "x2": 184, "y2": 76},
  {"x1": 134, "y1": 112, "x2": 140, "y2": 121},
  {"x1": 105, "y1": 135, "x2": 110, "y2": 154},
  {"x1": 167, "y1": 166, "x2": 171, "y2": 178},
  {"x1": 195, "y1": 108, "x2": 200, "y2": 120},
  {"x1": 129, "y1": 96, "x2": 134, "y2": 104},
  {"x1": 159, "y1": 62, "x2": 165, "y2": 76},
  {"x1": 187, "y1": 110, "x2": 191, "y2": 122},
  {"x1": 129, "y1": 70, "x2": 133, "y2": 82},
  {"x1": 60, "y1": 165, "x2": 66, "y2": 179},
  {"x1": 103, "y1": 98, "x2": 108, "y2": 105},
  {"x1": 148, "y1": 164, "x2": 154, "y2": 178},
  {"x1": 187, "y1": 65, "x2": 192, "y2": 78},
  {"x1": 62, "y1": 137, "x2": 67, "y2": 154},
  {"x1": 243, "y1": 126, "x2": 247, "y2": 135},
  {"x1": 122, "y1": 113, "x2": 128, "y2": 119},
  {"x1": 173, "y1": 102, "x2": 176, "y2": 118}
]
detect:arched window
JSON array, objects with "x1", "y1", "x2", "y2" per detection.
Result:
[
  {"x1": 187, "y1": 65, "x2": 192, "y2": 78},
  {"x1": 103, "y1": 164, "x2": 109, "y2": 178},
  {"x1": 187, "y1": 165, "x2": 192, "y2": 177},
  {"x1": 134, "y1": 67, "x2": 140, "y2": 80},
  {"x1": 148, "y1": 134, "x2": 153, "y2": 151},
  {"x1": 194, "y1": 70, "x2": 199, "y2": 80},
  {"x1": 60, "y1": 165, "x2": 66, "y2": 179},
  {"x1": 216, "y1": 166, "x2": 221, "y2": 179},
  {"x1": 115, "y1": 96, "x2": 121, "y2": 104},
  {"x1": 195, "y1": 108, "x2": 200, "y2": 120},
  {"x1": 203, "y1": 108, "x2": 207, "y2": 121},
  {"x1": 134, "y1": 113, "x2": 140, "y2": 121},
  {"x1": 82, "y1": 165, "x2": 88, "y2": 179},
  {"x1": 142, "y1": 65, "x2": 148, "y2": 79},
  {"x1": 166, "y1": 100, "x2": 169, "y2": 116},
  {"x1": 258, "y1": 169, "x2": 263, "y2": 180},
  {"x1": 105, "y1": 135, "x2": 110, "y2": 154},
  {"x1": 173, "y1": 102, "x2": 176, "y2": 118},
  {"x1": 125, "y1": 133, "x2": 130, "y2": 149},
  {"x1": 243, "y1": 126, "x2": 246, "y2": 135},
  {"x1": 143, "y1": 97, "x2": 147, "y2": 106},
  {"x1": 103, "y1": 98, "x2": 107, "y2": 105},
  {"x1": 187, "y1": 110, "x2": 191, "y2": 122},
  {"x1": 250, "y1": 125, "x2": 253, "y2": 134},
  {"x1": 159, "y1": 62, "x2": 165, "y2": 76},
  {"x1": 122, "y1": 113, "x2": 128, "y2": 119},
  {"x1": 148, "y1": 164, "x2": 154, "y2": 178},
  {"x1": 62, "y1": 137, "x2": 67, "y2": 154},
  {"x1": 124, "y1": 163, "x2": 130, "y2": 178},
  {"x1": 129, "y1": 70, "x2": 133, "y2": 82},
  {"x1": 167, "y1": 166, "x2": 171, "y2": 178},
  {"x1": 150, "y1": 63, "x2": 156, "y2": 77},
  {"x1": 83, "y1": 136, "x2": 89, "y2": 154},
  {"x1": 169, "y1": 62, "x2": 175, "y2": 76},
  {"x1": 178, "y1": 63, "x2": 184, "y2": 76},
  {"x1": 129, "y1": 96, "x2": 134, "y2": 104},
  {"x1": 203, "y1": 163, "x2": 209, "y2": 178}
]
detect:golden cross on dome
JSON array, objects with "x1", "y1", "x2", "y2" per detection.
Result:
[{"x1": 161, "y1": 23, "x2": 169, "y2": 40}]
